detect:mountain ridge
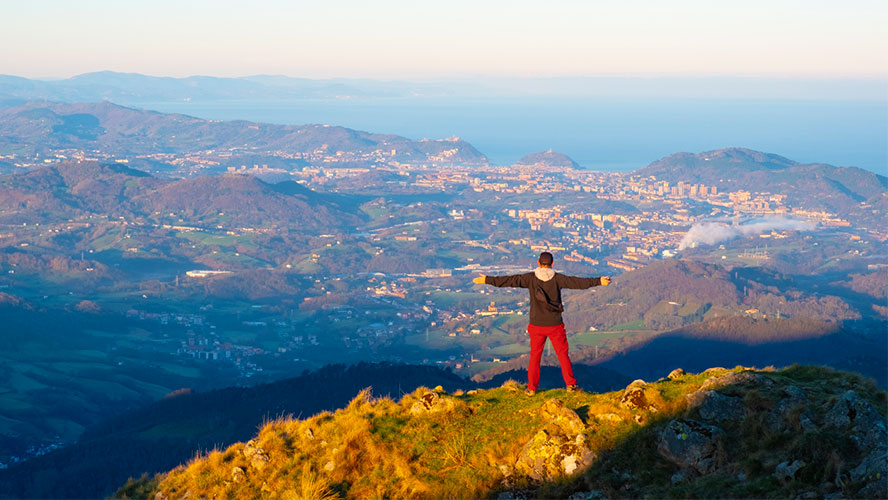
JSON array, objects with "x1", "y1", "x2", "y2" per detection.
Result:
[
  {"x1": 634, "y1": 147, "x2": 887, "y2": 216},
  {"x1": 0, "y1": 100, "x2": 489, "y2": 165},
  {"x1": 0, "y1": 161, "x2": 360, "y2": 229},
  {"x1": 113, "y1": 365, "x2": 888, "y2": 500}
]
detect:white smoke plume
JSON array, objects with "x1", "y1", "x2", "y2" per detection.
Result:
[{"x1": 678, "y1": 216, "x2": 815, "y2": 251}]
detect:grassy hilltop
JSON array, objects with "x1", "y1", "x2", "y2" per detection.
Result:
[{"x1": 116, "y1": 365, "x2": 887, "y2": 499}]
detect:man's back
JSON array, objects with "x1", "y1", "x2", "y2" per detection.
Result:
[{"x1": 483, "y1": 269, "x2": 602, "y2": 326}]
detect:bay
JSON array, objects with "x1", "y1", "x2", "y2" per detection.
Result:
[{"x1": 134, "y1": 96, "x2": 886, "y2": 173}]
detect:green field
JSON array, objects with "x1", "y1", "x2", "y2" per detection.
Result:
[
  {"x1": 484, "y1": 342, "x2": 528, "y2": 356},
  {"x1": 606, "y1": 319, "x2": 645, "y2": 331},
  {"x1": 570, "y1": 330, "x2": 655, "y2": 347}
]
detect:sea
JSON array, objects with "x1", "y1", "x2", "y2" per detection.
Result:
[{"x1": 136, "y1": 96, "x2": 887, "y2": 174}]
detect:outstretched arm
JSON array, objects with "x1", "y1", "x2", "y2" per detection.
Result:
[
  {"x1": 475, "y1": 273, "x2": 531, "y2": 288},
  {"x1": 556, "y1": 275, "x2": 611, "y2": 289}
]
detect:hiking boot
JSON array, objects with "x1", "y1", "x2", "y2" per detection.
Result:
[
  {"x1": 566, "y1": 384, "x2": 583, "y2": 393},
  {"x1": 525, "y1": 388, "x2": 536, "y2": 397}
]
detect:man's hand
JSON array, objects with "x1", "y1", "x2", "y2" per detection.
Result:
[
  {"x1": 601, "y1": 276, "x2": 611, "y2": 286},
  {"x1": 473, "y1": 274, "x2": 487, "y2": 285}
]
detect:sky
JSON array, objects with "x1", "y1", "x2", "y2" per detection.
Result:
[{"x1": 1, "y1": 0, "x2": 886, "y2": 79}]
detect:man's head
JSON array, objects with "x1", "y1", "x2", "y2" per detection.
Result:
[{"x1": 538, "y1": 251, "x2": 554, "y2": 268}]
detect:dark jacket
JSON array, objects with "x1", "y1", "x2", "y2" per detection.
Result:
[{"x1": 485, "y1": 268, "x2": 602, "y2": 326}]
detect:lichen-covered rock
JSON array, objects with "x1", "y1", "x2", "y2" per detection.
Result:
[
  {"x1": 657, "y1": 419, "x2": 724, "y2": 474},
  {"x1": 850, "y1": 447, "x2": 887, "y2": 483},
  {"x1": 686, "y1": 390, "x2": 745, "y2": 422},
  {"x1": 595, "y1": 413, "x2": 623, "y2": 423},
  {"x1": 670, "y1": 468, "x2": 695, "y2": 484},
  {"x1": 858, "y1": 477, "x2": 888, "y2": 499},
  {"x1": 701, "y1": 367, "x2": 727, "y2": 375},
  {"x1": 667, "y1": 368, "x2": 687, "y2": 380},
  {"x1": 539, "y1": 399, "x2": 586, "y2": 435},
  {"x1": 798, "y1": 411, "x2": 818, "y2": 433},
  {"x1": 700, "y1": 370, "x2": 774, "y2": 391},
  {"x1": 409, "y1": 391, "x2": 459, "y2": 414},
  {"x1": 765, "y1": 385, "x2": 811, "y2": 433},
  {"x1": 514, "y1": 399, "x2": 594, "y2": 481},
  {"x1": 620, "y1": 380, "x2": 659, "y2": 413},
  {"x1": 774, "y1": 459, "x2": 805, "y2": 483},
  {"x1": 824, "y1": 390, "x2": 887, "y2": 450},
  {"x1": 243, "y1": 440, "x2": 269, "y2": 470},
  {"x1": 231, "y1": 466, "x2": 245, "y2": 483}
]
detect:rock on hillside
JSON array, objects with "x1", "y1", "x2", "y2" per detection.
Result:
[
  {"x1": 516, "y1": 149, "x2": 580, "y2": 169},
  {"x1": 115, "y1": 365, "x2": 888, "y2": 499}
]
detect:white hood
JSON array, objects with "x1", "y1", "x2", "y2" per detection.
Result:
[{"x1": 534, "y1": 267, "x2": 555, "y2": 282}]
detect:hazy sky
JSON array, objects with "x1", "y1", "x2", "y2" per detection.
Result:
[{"x1": 2, "y1": 0, "x2": 886, "y2": 79}]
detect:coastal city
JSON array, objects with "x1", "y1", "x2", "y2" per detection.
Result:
[
  {"x1": 1, "y1": 138, "x2": 881, "y2": 388},
  {"x1": 5, "y1": 152, "x2": 874, "y2": 380}
]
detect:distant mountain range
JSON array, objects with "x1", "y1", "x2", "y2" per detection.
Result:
[
  {"x1": 1, "y1": 71, "x2": 883, "y2": 102},
  {"x1": 635, "y1": 147, "x2": 887, "y2": 216},
  {"x1": 0, "y1": 100, "x2": 488, "y2": 165},
  {"x1": 0, "y1": 71, "x2": 439, "y2": 102}
]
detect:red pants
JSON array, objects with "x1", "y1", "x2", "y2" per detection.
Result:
[{"x1": 527, "y1": 323, "x2": 576, "y2": 391}]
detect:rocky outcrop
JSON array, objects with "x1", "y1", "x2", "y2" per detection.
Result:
[
  {"x1": 774, "y1": 459, "x2": 805, "y2": 483},
  {"x1": 657, "y1": 419, "x2": 724, "y2": 474},
  {"x1": 538, "y1": 398, "x2": 586, "y2": 435},
  {"x1": 243, "y1": 440, "x2": 269, "y2": 470},
  {"x1": 594, "y1": 413, "x2": 623, "y2": 424},
  {"x1": 117, "y1": 366, "x2": 888, "y2": 500},
  {"x1": 765, "y1": 385, "x2": 813, "y2": 433},
  {"x1": 514, "y1": 399, "x2": 595, "y2": 481},
  {"x1": 824, "y1": 390, "x2": 887, "y2": 450},
  {"x1": 408, "y1": 391, "x2": 460, "y2": 415},
  {"x1": 852, "y1": 446, "x2": 888, "y2": 499},
  {"x1": 685, "y1": 390, "x2": 745, "y2": 423},
  {"x1": 231, "y1": 466, "x2": 245, "y2": 483},
  {"x1": 620, "y1": 380, "x2": 659, "y2": 413},
  {"x1": 850, "y1": 447, "x2": 887, "y2": 483},
  {"x1": 699, "y1": 370, "x2": 774, "y2": 391},
  {"x1": 667, "y1": 368, "x2": 687, "y2": 380}
]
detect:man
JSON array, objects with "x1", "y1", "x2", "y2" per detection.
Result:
[{"x1": 473, "y1": 252, "x2": 610, "y2": 396}]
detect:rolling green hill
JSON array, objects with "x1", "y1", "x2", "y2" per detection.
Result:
[
  {"x1": 565, "y1": 259, "x2": 860, "y2": 335},
  {"x1": 0, "y1": 161, "x2": 360, "y2": 229}
]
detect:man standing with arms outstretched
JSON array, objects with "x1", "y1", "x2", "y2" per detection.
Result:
[{"x1": 473, "y1": 252, "x2": 610, "y2": 395}]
